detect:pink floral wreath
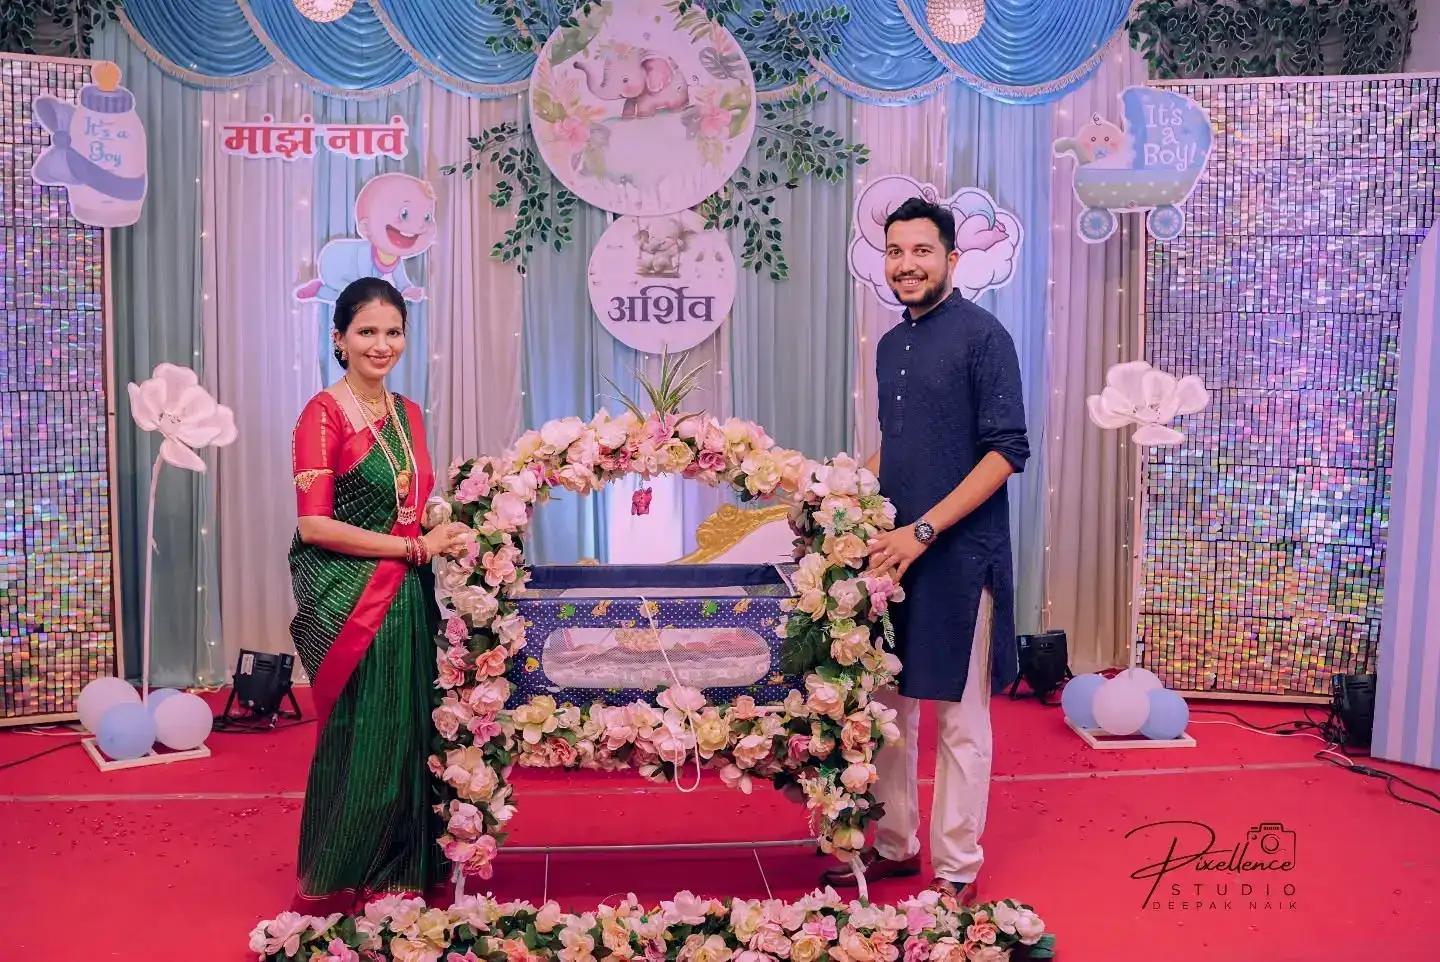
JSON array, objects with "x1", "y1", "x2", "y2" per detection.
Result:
[{"x1": 424, "y1": 406, "x2": 907, "y2": 882}]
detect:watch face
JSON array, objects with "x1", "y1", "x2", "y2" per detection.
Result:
[{"x1": 915, "y1": 521, "x2": 935, "y2": 543}]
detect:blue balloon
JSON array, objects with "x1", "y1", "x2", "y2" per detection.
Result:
[
  {"x1": 96, "y1": 702, "x2": 156, "y2": 760},
  {"x1": 147, "y1": 689, "x2": 182, "y2": 715},
  {"x1": 1140, "y1": 688, "x2": 1190, "y2": 740},
  {"x1": 1061, "y1": 673, "x2": 1106, "y2": 729}
]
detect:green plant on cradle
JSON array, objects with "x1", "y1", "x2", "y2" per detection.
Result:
[
  {"x1": 440, "y1": 0, "x2": 868, "y2": 279},
  {"x1": 602, "y1": 346, "x2": 709, "y2": 421}
]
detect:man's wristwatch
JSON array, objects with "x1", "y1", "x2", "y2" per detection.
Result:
[{"x1": 913, "y1": 519, "x2": 936, "y2": 545}]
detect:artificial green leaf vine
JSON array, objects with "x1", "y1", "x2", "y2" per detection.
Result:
[
  {"x1": 441, "y1": 0, "x2": 868, "y2": 279},
  {"x1": 1126, "y1": 0, "x2": 1416, "y2": 79},
  {"x1": 0, "y1": 0, "x2": 118, "y2": 59}
]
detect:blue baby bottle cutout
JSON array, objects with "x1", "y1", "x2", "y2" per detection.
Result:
[{"x1": 31, "y1": 61, "x2": 149, "y2": 228}]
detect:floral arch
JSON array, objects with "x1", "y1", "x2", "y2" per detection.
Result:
[
  {"x1": 423, "y1": 360, "x2": 909, "y2": 883},
  {"x1": 249, "y1": 359, "x2": 1057, "y2": 962}
]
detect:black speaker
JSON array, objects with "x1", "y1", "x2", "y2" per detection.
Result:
[
  {"x1": 1009, "y1": 629, "x2": 1074, "y2": 705},
  {"x1": 216, "y1": 649, "x2": 302, "y2": 729},
  {"x1": 1331, "y1": 673, "x2": 1376, "y2": 750}
]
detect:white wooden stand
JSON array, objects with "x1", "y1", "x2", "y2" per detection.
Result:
[
  {"x1": 81, "y1": 737, "x2": 212, "y2": 771},
  {"x1": 1066, "y1": 717, "x2": 1195, "y2": 750}
]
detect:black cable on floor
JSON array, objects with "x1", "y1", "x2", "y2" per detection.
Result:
[
  {"x1": 1191, "y1": 706, "x2": 1440, "y2": 818},
  {"x1": 0, "y1": 740, "x2": 80, "y2": 772}
]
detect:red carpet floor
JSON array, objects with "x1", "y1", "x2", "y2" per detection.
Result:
[{"x1": 3, "y1": 689, "x2": 1439, "y2": 962}]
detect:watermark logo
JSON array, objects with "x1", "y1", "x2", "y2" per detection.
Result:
[{"x1": 1125, "y1": 820, "x2": 1298, "y2": 911}]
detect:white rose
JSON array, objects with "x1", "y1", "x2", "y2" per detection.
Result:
[{"x1": 1015, "y1": 909, "x2": 1045, "y2": 945}]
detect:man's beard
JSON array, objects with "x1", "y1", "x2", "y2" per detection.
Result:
[{"x1": 888, "y1": 274, "x2": 948, "y2": 312}]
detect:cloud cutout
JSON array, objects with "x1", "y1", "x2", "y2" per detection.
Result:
[{"x1": 848, "y1": 175, "x2": 1023, "y2": 313}]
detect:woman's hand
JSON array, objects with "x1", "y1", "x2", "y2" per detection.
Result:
[{"x1": 422, "y1": 522, "x2": 471, "y2": 560}]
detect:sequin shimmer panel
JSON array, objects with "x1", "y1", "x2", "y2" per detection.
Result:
[
  {"x1": 0, "y1": 57, "x2": 118, "y2": 722},
  {"x1": 1137, "y1": 77, "x2": 1438, "y2": 697}
]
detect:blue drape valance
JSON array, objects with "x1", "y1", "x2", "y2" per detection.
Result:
[{"x1": 119, "y1": 0, "x2": 1133, "y2": 104}]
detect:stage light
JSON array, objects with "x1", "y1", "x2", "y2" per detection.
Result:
[
  {"x1": 293, "y1": 0, "x2": 355, "y2": 23},
  {"x1": 1331, "y1": 673, "x2": 1376, "y2": 750},
  {"x1": 926, "y1": 0, "x2": 985, "y2": 44},
  {"x1": 1009, "y1": 629, "x2": 1073, "y2": 705},
  {"x1": 215, "y1": 650, "x2": 302, "y2": 730}
]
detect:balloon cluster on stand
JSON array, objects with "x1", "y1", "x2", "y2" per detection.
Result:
[
  {"x1": 1061, "y1": 668, "x2": 1190, "y2": 740},
  {"x1": 76, "y1": 677, "x2": 214, "y2": 761}
]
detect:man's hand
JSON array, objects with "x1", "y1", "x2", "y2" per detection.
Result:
[{"x1": 868, "y1": 525, "x2": 927, "y2": 581}]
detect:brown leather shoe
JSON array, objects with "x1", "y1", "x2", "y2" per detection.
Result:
[
  {"x1": 928, "y1": 877, "x2": 978, "y2": 904},
  {"x1": 820, "y1": 847, "x2": 922, "y2": 887}
]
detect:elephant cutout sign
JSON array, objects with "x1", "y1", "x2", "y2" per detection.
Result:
[{"x1": 528, "y1": 0, "x2": 757, "y2": 217}]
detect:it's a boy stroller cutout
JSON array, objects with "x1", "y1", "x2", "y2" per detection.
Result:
[{"x1": 1054, "y1": 87, "x2": 1212, "y2": 244}]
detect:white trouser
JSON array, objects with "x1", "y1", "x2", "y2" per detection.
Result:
[{"x1": 871, "y1": 589, "x2": 994, "y2": 884}]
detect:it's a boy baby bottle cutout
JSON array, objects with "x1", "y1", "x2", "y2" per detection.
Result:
[{"x1": 31, "y1": 61, "x2": 149, "y2": 229}]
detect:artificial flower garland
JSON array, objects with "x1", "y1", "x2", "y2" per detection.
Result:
[
  {"x1": 423, "y1": 406, "x2": 909, "y2": 881},
  {"x1": 250, "y1": 889, "x2": 1056, "y2": 962}
]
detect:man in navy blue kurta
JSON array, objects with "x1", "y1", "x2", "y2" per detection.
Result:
[{"x1": 822, "y1": 198, "x2": 1029, "y2": 902}]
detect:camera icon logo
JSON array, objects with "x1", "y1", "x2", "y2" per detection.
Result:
[{"x1": 1247, "y1": 822, "x2": 1296, "y2": 865}]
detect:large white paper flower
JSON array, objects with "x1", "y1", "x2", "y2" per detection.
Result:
[
  {"x1": 127, "y1": 363, "x2": 237, "y2": 472},
  {"x1": 1086, "y1": 360, "x2": 1209, "y2": 446}
]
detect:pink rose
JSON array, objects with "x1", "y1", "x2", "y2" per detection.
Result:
[
  {"x1": 786, "y1": 734, "x2": 811, "y2": 763},
  {"x1": 803, "y1": 917, "x2": 837, "y2": 942},
  {"x1": 730, "y1": 695, "x2": 762, "y2": 720},
  {"x1": 322, "y1": 939, "x2": 360, "y2": 962},
  {"x1": 804, "y1": 676, "x2": 845, "y2": 720},
  {"x1": 965, "y1": 923, "x2": 997, "y2": 946},
  {"x1": 840, "y1": 762, "x2": 876, "y2": 794},
  {"x1": 455, "y1": 472, "x2": 491, "y2": 504},
  {"x1": 733, "y1": 733, "x2": 770, "y2": 769},
  {"x1": 751, "y1": 925, "x2": 792, "y2": 958},
  {"x1": 904, "y1": 907, "x2": 936, "y2": 932},
  {"x1": 436, "y1": 655, "x2": 466, "y2": 690},
  {"x1": 482, "y1": 546, "x2": 520, "y2": 587},
  {"x1": 467, "y1": 679, "x2": 510, "y2": 715},
  {"x1": 445, "y1": 617, "x2": 470, "y2": 644},
  {"x1": 658, "y1": 685, "x2": 706, "y2": 714},
  {"x1": 432, "y1": 698, "x2": 472, "y2": 741},
  {"x1": 474, "y1": 647, "x2": 509, "y2": 678},
  {"x1": 485, "y1": 492, "x2": 530, "y2": 533},
  {"x1": 467, "y1": 713, "x2": 502, "y2": 743},
  {"x1": 860, "y1": 573, "x2": 900, "y2": 617},
  {"x1": 840, "y1": 713, "x2": 873, "y2": 752},
  {"x1": 901, "y1": 938, "x2": 929, "y2": 962},
  {"x1": 445, "y1": 802, "x2": 486, "y2": 840}
]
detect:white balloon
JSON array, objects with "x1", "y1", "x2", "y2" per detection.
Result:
[
  {"x1": 152, "y1": 692, "x2": 213, "y2": 751},
  {"x1": 1117, "y1": 667, "x2": 1164, "y2": 693},
  {"x1": 77, "y1": 677, "x2": 140, "y2": 733},
  {"x1": 1092, "y1": 677, "x2": 1151, "y2": 736}
]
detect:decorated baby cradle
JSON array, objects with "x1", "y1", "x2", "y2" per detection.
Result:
[
  {"x1": 1054, "y1": 86, "x2": 1214, "y2": 243},
  {"x1": 425, "y1": 350, "x2": 906, "y2": 898},
  {"x1": 508, "y1": 562, "x2": 801, "y2": 701}
]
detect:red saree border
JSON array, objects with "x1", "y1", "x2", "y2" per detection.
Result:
[
  {"x1": 307, "y1": 394, "x2": 434, "y2": 733},
  {"x1": 291, "y1": 880, "x2": 454, "y2": 915}
]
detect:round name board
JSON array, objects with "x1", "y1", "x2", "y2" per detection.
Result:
[{"x1": 587, "y1": 211, "x2": 735, "y2": 354}]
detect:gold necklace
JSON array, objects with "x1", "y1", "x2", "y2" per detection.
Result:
[{"x1": 344, "y1": 379, "x2": 416, "y2": 525}]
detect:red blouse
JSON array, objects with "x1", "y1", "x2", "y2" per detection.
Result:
[{"x1": 290, "y1": 391, "x2": 435, "y2": 522}]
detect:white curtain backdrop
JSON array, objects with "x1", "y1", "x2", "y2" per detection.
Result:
[
  {"x1": 604, "y1": 329, "x2": 735, "y2": 563},
  {"x1": 1043, "y1": 44, "x2": 1150, "y2": 673},
  {"x1": 849, "y1": 93, "x2": 950, "y2": 460},
  {"x1": 205, "y1": 68, "x2": 320, "y2": 674},
  {"x1": 422, "y1": 87, "x2": 526, "y2": 474}
]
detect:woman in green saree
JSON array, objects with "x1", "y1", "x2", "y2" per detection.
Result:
[{"x1": 287, "y1": 277, "x2": 469, "y2": 914}]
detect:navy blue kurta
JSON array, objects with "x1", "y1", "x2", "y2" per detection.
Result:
[{"x1": 876, "y1": 290, "x2": 1030, "y2": 701}]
